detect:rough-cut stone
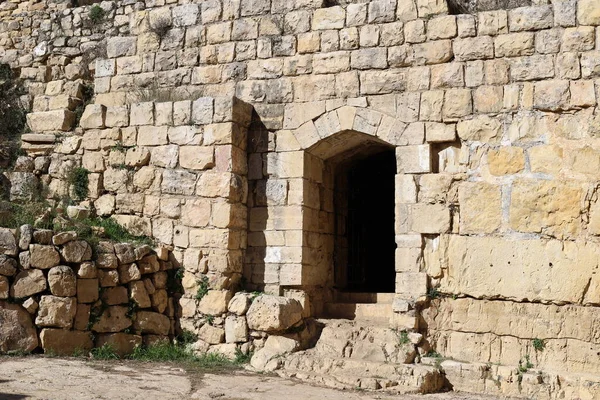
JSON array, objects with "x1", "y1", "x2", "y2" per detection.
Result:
[
  {"x1": 92, "y1": 306, "x2": 132, "y2": 333},
  {"x1": 36, "y1": 295, "x2": 77, "y2": 329},
  {"x1": 246, "y1": 295, "x2": 303, "y2": 332},
  {"x1": 487, "y1": 147, "x2": 526, "y2": 175},
  {"x1": 198, "y1": 323, "x2": 225, "y2": 345},
  {"x1": 0, "y1": 255, "x2": 17, "y2": 276},
  {"x1": 198, "y1": 290, "x2": 232, "y2": 316},
  {"x1": 95, "y1": 333, "x2": 142, "y2": 357},
  {"x1": 0, "y1": 302, "x2": 38, "y2": 353},
  {"x1": 40, "y1": 329, "x2": 93, "y2": 356},
  {"x1": 48, "y1": 265, "x2": 77, "y2": 297},
  {"x1": 0, "y1": 229, "x2": 18, "y2": 256},
  {"x1": 29, "y1": 244, "x2": 60, "y2": 269},
  {"x1": 133, "y1": 311, "x2": 170, "y2": 335},
  {"x1": 458, "y1": 182, "x2": 502, "y2": 234},
  {"x1": 228, "y1": 292, "x2": 253, "y2": 315},
  {"x1": 11, "y1": 269, "x2": 47, "y2": 298},
  {"x1": 61, "y1": 241, "x2": 92, "y2": 263},
  {"x1": 251, "y1": 335, "x2": 300, "y2": 371},
  {"x1": 225, "y1": 315, "x2": 248, "y2": 343}
]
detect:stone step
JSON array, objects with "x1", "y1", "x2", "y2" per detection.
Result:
[
  {"x1": 334, "y1": 292, "x2": 395, "y2": 303},
  {"x1": 279, "y1": 354, "x2": 445, "y2": 393},
  {"x1": 323, "y1": 302, "x2": 392, "y2": 322}
]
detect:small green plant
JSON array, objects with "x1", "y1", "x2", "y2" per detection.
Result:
[
  {"x1": 167, "y1": 267, "x2": 184, "y2": 293},
  {"x1": 177, "y1": 330, "x2": 198, "y2": 346},
  {"x1": 518, "y1": 354, "x2": 534, "y2": 373},
  {"x1": 532, "y1": 338, "x2": 545, "y2": 352},
  {"x1": 427, "y1": 287, "x2": 441, "y2": 299},
  {"x1": 126, "y1": 300, "x2": 138, "y2": 319},
  {"x1": 89, "y1": 5, "x2": 105, "y2": 23},
  {"x1": 204, "y1": 314, "x2": 215, "y2": 325},
  {"x1": 234, "y1": 348, "x2": 252, "y2": 364},
  {"x1": 195, "y1": 276, "x2": 210, "y2": 300},
  {"x1": 425, "y1": 350, "x2": 442, "y2": 358},
  {"x1": 91, "y1": 344, "x2": 119, "y2": 360},
  {"x1": 397, "y1": 330, "x2": 410, "y2": 346},
  {"x1": 68, "y1": 167, "x2": 90, "y2": 201},
  {"x1": 111, "y1": 142, "x2": 127, "y2": 153}
]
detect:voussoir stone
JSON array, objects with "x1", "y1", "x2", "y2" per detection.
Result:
[
  {"x1": 48, "y1": 265, "x2": 77, "y2": 297},
  {"x1": 29, "y1": 244, "x2": 60, "y2": 269},
  {"x1": 246, "y1": 295, "x2": 303, "y2": 332},
  {"x1": 0, "y1": 302, "x2": 39, "y2": 353}
]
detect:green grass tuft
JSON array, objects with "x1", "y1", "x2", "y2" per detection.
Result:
[
  {"x1": 68, "y1": 167, "x2": 90, "y2": 201},
  {"x1": 91, "y1": 344, "x2": 119, "y2": 360},
  {"x1": 89, "y1": 5, "x2": 105, "y2": 23},
  {"x1": 532, "y1": 338, "x2": 545, "y2": 352}
]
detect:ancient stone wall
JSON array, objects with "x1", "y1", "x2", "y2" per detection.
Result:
[
  {"x1": 0, "y1": 226, "x2": 179, "y2": 356},
  {"x1": 2, "y1": 0, "x2": 600, "y2": 389}
]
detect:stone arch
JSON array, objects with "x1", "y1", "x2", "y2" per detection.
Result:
[{"x1": 246, "y1": 104, "x2": 431, "y2": 324}]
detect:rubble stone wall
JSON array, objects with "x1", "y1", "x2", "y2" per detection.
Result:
[
  {"x1": 2, "y1": 0, "x2": 600, "y2": 381},
  {"x1": 0, "y1": 226, "x2": 179, "y2": 356}
]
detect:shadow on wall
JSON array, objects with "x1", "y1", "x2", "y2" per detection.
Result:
[{"x1": 244, "y1": 111, "x2": 269, "y2": 293}]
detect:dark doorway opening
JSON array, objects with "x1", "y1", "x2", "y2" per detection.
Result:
[{"x1": 333, "y1": 148, "x2": 396, "y2": 293}]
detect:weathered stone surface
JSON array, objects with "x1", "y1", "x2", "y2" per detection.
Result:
[
  {"x1": 77, "y1": 279, "x2": 99, "y2": 304},
  {"x1": 36, "y1": 295, "x2": 77, "y2": 329},
  {"x1": 251, "y1": 335, "x2": 300, "y2": 371},
  {"x1": 198, "y1": 323, "x2": 225, "y2": 345},
  {"x1": 0, "y1": 302, "x2": 38, "y2": 353},
  {"x1": 0, "y1": 229, "x2": 18, "y2": 256},
  {"x1": 509, "y1": 179, "x2": 583, "y2": 239},
  {"x1": 40, "y1": 328, "x2": 93, "y2": 356},
  {"x1": 29, "y1": 244, "x2": 60, "y2": 269},
  {"x1": 458, "y1": 182, "x2": 502, "y2": 234},
  {"x1": 228, "y1": 292, "x2": 253, "y2": 316},
  {"x1": 130, "y1": 281, "x2": 151, "y2": 308},
  {"x1": 92, "y1": 306, "x2": 132, "y2": 333},
  {"x1": 225, "y1": 315, "x2": 248, "y2": 343},
  {"x1": 95, "y1": 333, "x2": 142, "y2": 357},
  {"x1": 52, "y1": 231, "x2": 77, "y2": 246},
  {"x1": 48, "y1": 265, "x2": 77, "y2": 297},
  {"x1": 198, "y1": 290, "x2": 232, "y2": 316},
  {"x1": 246, "y1": 295, "x2": 303, "y2": 332},
  {"x1": 118, "y1": 264, "x2": 141, "y2": 284},
  {"x1": 0, "y1": 255, "x2": 17, "y2": 276},
  {"x1": 61, "y1": 241, "x2": 92, "y2": 263},
  {"x1": 133, "y1": 311, "x2": 170, "y2": 335},
  {"x1": 11, "y1": 269, "x2": 47, "y2": 298}
]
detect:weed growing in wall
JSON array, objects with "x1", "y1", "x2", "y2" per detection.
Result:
[
  {"x1": 88, "y1": 5, "x2": 105, "y2": 24},
  {"x1": 532, "y1": 338, "x2": 545, "y2": 352},
  {"x1": 195, "y1": 276, "x2": 210, "y2": 300},
  {"x1": 0, "y1": 63, "x2": 26, "y2": 170},
  {"x1": 68, "y1": 167, "x2": 90, "y2": 201}
]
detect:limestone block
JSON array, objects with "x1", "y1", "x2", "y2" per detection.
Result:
[
  {"x1": 509, "y1": 179, "x2": 583, "y2": 238},
  {"x1": 351, "y1": 48, "x2": 388, "y2": 70},
  {"x1": 133, "y1": 311, "x2": 170, "y2": 335},
  {"x1": 61, "y1": 240, "x2": 92, "y2": 263},
  {"x1": 151, "y1": 289, "x2": 167, "y2": 313},
  {"x1": 453, "y1": 37, "x2": 493, "y2": 61},
  {"x1": 494, "y1": 32, "x2": 534, "y2": 58},
  {"x1": 130, "y1": 102, "x2": 154, "y2": 126},
  {"x1": 458, "y1": 182, "x2": 502, "y2": 234},
  {"x1": 396, "y1": 145, "x2": 431, "y2": 173},
  {"x1": 198, "y1": 290, "x2": 232, "y2": 316},
  {"x1": 36, "y1": 295, "x2": 77, "y2": 329},
  {"x1": 508, "y1": 6, "x2": 553, "y2": 31},
  {"x1": 40, "y1": 329, "x2": 93, "y2": 356},
  {"x1": 529, "y1": 145, "x2": 563, "y2": 174},
  {"x1": 427, "y1": 15, "x2": 457, "y2": 40},
  {"x1": 473, "y1": 86, "x2": 503, "y2": 113},
  {"x1": 578, "y1": 0, "x2": 600, "y2": 25},
  {"x1": 150, "y1": 145, "x2": 179, "y2": 168},
  {"x1": 457, "y1": 115, "x2": 502, "y2": 142},
  {"x1": 533, "y1": 80, "x2": 570, "y2": 111},
  {"x1": 246, "y1": 295, "x2": 303, "y2": 332},
  {"x1": 162, "y1": 169, "x2": 197, "y2": 195},
  {"x1": 425, "y1": 122, "x2": 456, "y2": 143},
  {"x1": 510, "y1": 55, "x2": 554, "y2": 81},
  {"x1": 198, "y1": 324, "x2": 225, "y2": 345},
  {"x1": 0, "y1": 229, "x2": 17, "y2": 257},
  {"x1": 395, "y1": 247, "x2": 423, "y2": 272},
  {"x1": 0, "y1": 302, "x2": 38, "y2": 353},
  {"x1": 102, "y1": 286, "x2": 128, "y2": 305},
  {"x1": 29, "y1": 244, "x2": 60, "y2": 269},
  {"x1": 312, "y1": 6, "x2": 345, "y2": 30},
  {"x1": 79, "y1": 104, "x2": 106, "y2": 129},
  {"x1": 107, "y1": 36, "x2": 137, "y2": 58},
  {"x1": 130, "y1": 281, "x2": 151, "y2": 308},
  {"x1": 410, "y1": 204, "x2": 451, "y2": 234},
  {"x1": 91, "y1": 306, "x2": 131, "y2": 333},
  {"x1": 105, "y1": 106, "x2": 129, "y2": 128},
  {"x1": 416, "y1": 0, "x2": 447, "y2": 18},
  {"x1": 412, "y1": 40, "x2": 453, "y2": 65},
  {"x1": 395, "y1": 272, "x2": 428, "y2": 298},
  {"x1": 0, "y1": 276, "x2": 8, "y2": 298},
  {"x1": 27, "y1": 110, "x2": 74, "y2": 132},
  {"x1": 430, "y1": 63, "x2": 464, "y2": 88},
  {"x1": 77, "y1": 279, "x2": 99, "y2": 304},
  {"x1": 0, "y1": 255, "x2": 17, "y2": 276},
  {"x1": 48, "y1": 266, "x2": 76, "y2": 297},
  {"x1": 192, "y1": 97, "x2": 214, "y2": 125},
  {"x1": 96, "y1": 59, "x2": 115, "y2": 78},
  {"x1": 10, "y1": 269, "x2": 47, "y2": 298},
  {"x1": 228, "y1": 292, "x2": 253, "y2": 316},
  {"x1": 98, "y1": 269, "x2": 119, "y2": 287},
  {"x1": 432, "y1": 235, "x2": 600, "y2": 304},
  {"x1": 96, "y1": 333, "x2": 142, "y2": 357},
  {"x1": 250, "y1": 335, "x2": 300, "y2": 371},
  {"x1": 179, "y1": 146, "x2": 215, "y2": 170},
  {"x1": 487, "y1": 147, "x2": 525, "y2": 175},
  {"x1": 418, "y1": 174, "x2": 453, "y2": 204}
]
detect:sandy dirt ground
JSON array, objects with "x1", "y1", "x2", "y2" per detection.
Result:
[{"x1": 0, "y1": 357, "x2": 511, "y2": 400}]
